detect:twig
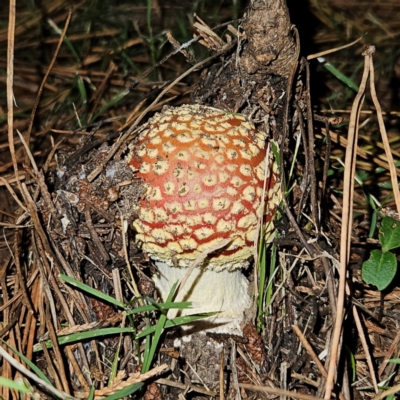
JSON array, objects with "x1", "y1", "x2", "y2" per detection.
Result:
[
  {"x1": 219, "y1": 346, "x2": 225, "y2": 400},
  {"x1": 13, "y1": 230, "x2": 33, "y2": 315},
  {"x1": 155, "y1": 378, "x2": 217, "y2": 397},
  {"x1": 377, "y1": 324, "x2": 400, "y2": 377},
  {"x1": 0, "y1": 177, "x2": 28, "y2": 212},
  {"x1": 291, "y1": 325, "x2": 327, "y2": 378},
  {"x1": 320, "y1": 126, "x2": 400, "y2": 174},
  {"x1": 237, "y1": 383, "x2": 323, "y2": 400},
  {"x1": 36, "y1": 292, "x2": 55, "y2": 396},
  {"x1": 87, "y1": 39, "x2": 238, "y2": 183},
  {"x1": 140, "y1": 19, "x2": 240, "y2": 81},
  {"x1": 318, "y1": 109, "x2": 400, "y2": 116},
  {"x1": 280, "y1": 361, "x2": 288, "y2": 400},
  {"x1": 24, "y1": 8, "x2": 72, "y2": 173},
  {"x1": 294, "y1": 101, "x2": 310, "y2": 223},
  {"x1": 324, "y1": 45, "x2": 373, "y2": 399},
  {"x1": 320, "y1": 117, "x2": 332, "y2": 200},
  {"x1": 292, "y1": 324, "x2": 346, "y2": 400},
  {"x1": 317, "y1": 249, "x2": 337, "y2": 322},
  {"x1": 368, "y1": 49, "x2": 400, "y2": 215},
  {"x1": 0, "y1": 269, "x2": 39, "y2": 313},
  {"x1": 0, "y1": 343, "x2": 76, "y2": 400},
  {"x1": 307, "y1": 36, "x2": 363, "y2": 60},
  {"x1": 6, "y1": 0, "x2": 28, "y2": 232},
  {"x1": 84, "y1": 205, "x2": 109, "y2": 262},
  {"x1": 17, "y1": 130, "x2": 38, "y2": 174},
  {"x1": 280, "y1": 27, "x2": 315, "y2": 256},
  {"x1": 230, "y1": 339, "x2": 241, "y2": 400},
  {"x1": 120, "y1": 217, "x2": 142, "y2": 303},
  {"x1": 352, "y1": 306, "x2": 379, "y2": 393},
  {"x1": 176, "y1": 238, "x2": 231, "y2": 298},
  {"x1": 32, "y1": 231, "x2": 71, "y2": 394},
  {"x1": 304, "y1": 58, "x2": 319, "y2": 229},
  {"x1": 371, "y1": 383, "x2": 400, "y2": 400},
  {"x1": 24, "y1": 279, "x2": 40, "y2": 361},
  {"x1": 291, "y1": 372, "x2": 319, "y2": 388}
]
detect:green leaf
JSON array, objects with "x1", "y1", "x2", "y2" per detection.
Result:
[
  {"x1": 0, "y1": 377, "x2": 31, "y2": 393},
  {"x1": 378, "y1": 180, "x2": 394, "y2": 190},
  {"x1": 322, "y1": 60, "x2": 359, "y2": 92},
  {"x1": 362, "y1": 250, "x2": 397, "y2": 291},
  {"x1": 357, "y1": 169, "x2": 370, "y2": 183},
  {"x1": 379, "y1": 217, "x2": 400, "y2": 252}
]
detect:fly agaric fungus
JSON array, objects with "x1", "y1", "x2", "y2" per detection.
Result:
[{"x1": 127, "y1": 104, "x2": 280, "y2": 334}]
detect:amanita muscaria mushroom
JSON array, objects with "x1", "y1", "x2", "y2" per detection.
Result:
[{"x1": 127, "y1": 104, "x2": 280, "y2": 334}]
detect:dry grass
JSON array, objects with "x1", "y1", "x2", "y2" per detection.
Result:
[{"x1": 1, "y1": 0, "x2": 400, "y2": 399}]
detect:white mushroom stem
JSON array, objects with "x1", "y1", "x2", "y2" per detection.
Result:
[{"x1": 153, "y1": 260, "x2": 251, "y2": 335}]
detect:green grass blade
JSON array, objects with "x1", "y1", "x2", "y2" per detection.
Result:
[
  {"x1": 87, "y1": 386, "x2": 95, "y2": 400},
  {"x1": 102, "y1": 382, "x2": 144, "y2": 400},
  {"x1": 33, "y1": 327, "x2": 134, "y2": 352},
  {"x1": 319, "y1": 58, "x2": 359, "y2": 92},
  {"x1": 142, "y1": 331, "x2": 152, "y2": 373},
  {"x1": 147, "y1": 0, "x2": 156, "y2": 67},
  {"x1": 141, "y1": 282, "x2": 178, "y2": 373},
  {"x1": 59, "y1": 274, "x2": 127, "y2": 309},
  {"x1": 266, "y1": 244, "x2": 277, "y2": 312},
  {"x1": 126, "y1": 301, "x2": 192, "y2": 315},
  {"x1": 345, "y1": 344, "x2": 356, "y2": 382},
  {"x1": 136, "y1": 312, "x2": 218, "y2": 339},
  {"x1": 369, "y1": 210, "x2": 378, "y2": 238},
  {"x1": 271, "y1": 140, "x2": 280, "y2": 168},
  {"x1": 76, "y1": 73, "x2": 88, "y2": 125},
  {"x1": 0, "y1": 377, "x2": 31, "y2": 393},
  {"x1": 256, "y1": 231, "x2": 267, "y2": 331},
  {"x1": 288, "y1": 132, "x2": 301, "y2": 182},
  {"x1": 91, "y1": 88, "x2": 130, "y2": 122},
  {"x1": 0, "y1": 338, "x2": 53, "y2": 386},
  {"x1": 109, "y1": 315, "x2": 126, "y2": 386},
  {"x1": 47, "y1": 18, "x2": 80, "y2": 63}
]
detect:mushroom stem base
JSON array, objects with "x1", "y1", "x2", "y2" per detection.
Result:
[{"x1": 153, "y1": 261, "x2": 251, "y2": 335}]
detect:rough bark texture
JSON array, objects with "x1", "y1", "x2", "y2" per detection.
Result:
[{"x1": 191, "y1": 0, "x2": 297, "y2": 143}]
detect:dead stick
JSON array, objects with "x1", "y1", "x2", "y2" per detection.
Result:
[
  {"x1": 292, "y1": 325, "x2": 346, "y2": 400},
  {"x1": 352, "y1": 306, "x2": 378, "y2": 393},
  {"x1": 324, "y1": 45, "x2": 373, "y2": 400}
]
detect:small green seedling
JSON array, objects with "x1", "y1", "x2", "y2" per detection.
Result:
[{"x1": 362, "y1": 216, "x2": 400, "y2": 291}]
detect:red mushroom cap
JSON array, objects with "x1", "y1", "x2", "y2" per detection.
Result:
[{"x1": 127, "y1": 105, "x2": 280, "y2": 269}]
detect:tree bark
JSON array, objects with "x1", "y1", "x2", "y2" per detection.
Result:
[{"x1": 191, "y1": 0, "x2": 298, "y2": 143}]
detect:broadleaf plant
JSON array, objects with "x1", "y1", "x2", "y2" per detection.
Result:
[
  {"x1": 362, "y1": 216, "x2": 399, "y2": 291},
  {"x1": 379, "y1": 217, "x2": 400, "y2": 253}
]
